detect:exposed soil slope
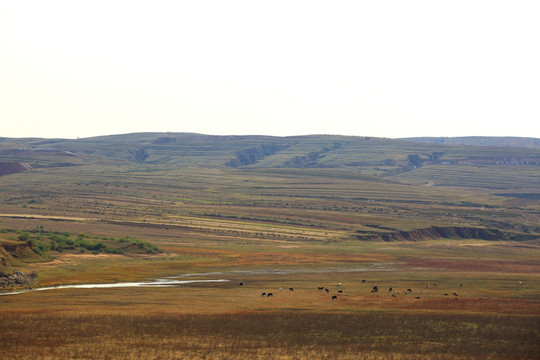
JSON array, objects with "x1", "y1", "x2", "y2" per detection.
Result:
[
  {"x1": 0, "y1": 162, "x2": 32, "y2": 176},
  {"x1": 357, "y1": 226, "x2": 537, "y2": 242},
  {"x1": 0, "y1": 242, "x2": 37, "y2": 270},
  {"x1": 0, "y1": 270, "x2": 37, "y2": 288}
]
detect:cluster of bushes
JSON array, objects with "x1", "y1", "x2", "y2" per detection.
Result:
[
  {"x1": 12, "y1": 229, "x2": 160, "y2": 255},
  {"x1": 116, "y1": 236, "x2": 159, "y2": 253}
]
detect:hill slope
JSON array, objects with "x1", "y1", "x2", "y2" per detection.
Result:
[
  {"x1": 401, "y1": 136, "x2": 540, "y2": 149},
  {"x1": 0, "y1": 132, "x2": 539, "y2": 243},
  {"x1": 2, "y1": 133, "x2": 540, "y2": 171}
]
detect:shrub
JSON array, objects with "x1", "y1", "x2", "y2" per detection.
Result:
[{"x1": 18, "y1": 232, "x2": 31, "y2": 241}]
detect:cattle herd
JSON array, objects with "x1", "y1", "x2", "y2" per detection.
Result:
[{"x1": 245, "y1": 279, "x2": 525, "y2": 301}]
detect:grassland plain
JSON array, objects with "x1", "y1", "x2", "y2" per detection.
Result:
[{"x1": 1, "y1": 133, "x2": 540, "y2": 359}]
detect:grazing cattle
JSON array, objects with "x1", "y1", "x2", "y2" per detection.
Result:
[
  {"x1": 392, "y1": 293, "x2": 396, "y2": 297},
  {"x1": 407, "y1": 288, "x2": 412, "y2": 293},
  {"x1": 460, "y1": 282, "x2": 463, "y2": 287},
  {"x1": 325, "y1": 288, "x2": 329, "y2": 293},
  {"x1": 518, "y1": 281, "x2": 523, "y2": 286},
  {"x1": 371, "y1": 286, "x2": 379, "y2": 293},
  {"x1": 238, "y1": 282, "x2": 244, "y2": 286},
  {"x1": 444, "y1": 293, "x2": 448, "y2": 296},
  {"x1": 415, "y1": 296, "x2": 420, "y2": 299},
  {"x1": 289, "y1": 288, "x2": 294, "y2": 291},
  {"x1": 261, "y1": 292, "x2": 267, "y2": 297},
  {"x1": 267, "y1": 293, "x2": 273, "y2": 297},
  {"x1": 338, "y1": 290, "x2": 343, "y2": 294},
  {"x1": 425, "y1": 285, "x2": 429, "y2": 288},
  {"x1": 318, "y1": 287, "x2": 325, "y2": 291},
  {"x1": 337, "y1": 283, "x2": 342, "y2": 287},
  {"x1": 279, "y1": 287, "x2": 283, "y2": 291},
  {"x1": 332, "y1": 295, "x2": 337, "y2": 300},
  {"x1": 361, "y1": 280, "x2": 366, "y2": 283},
  {"x1": 388, "y1": 287, "x2": 393, "y2": 292},
  {"x1": 453, "y1": 292, "x2": 458, "y2": 296},
  {"x1": 433, "y1": 282, "x2": 437, "y2": 287}
]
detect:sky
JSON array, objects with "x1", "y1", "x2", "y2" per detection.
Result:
[{"x1": 1, "y1": 0, "x2": 539, "y2": 139}]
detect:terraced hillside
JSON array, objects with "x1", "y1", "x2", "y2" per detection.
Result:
[{"x1": 1, "y1": 133, "x2": 539, "y2": 242}]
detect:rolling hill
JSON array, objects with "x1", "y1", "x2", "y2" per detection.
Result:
[
  {"x1": 2, "y1": 133, "x2": 540, "y2": 170},
  {"x1": 402, "y1": 136, "x2": 540, "y2": 149},
  {"x1": 0, "y1": 133, "x2": 539, "y2": 246}
]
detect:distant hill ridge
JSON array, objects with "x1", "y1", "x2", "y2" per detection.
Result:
[
  {"x1": 1, "y1": 133, "x2": 540, "y2": 172},
  {"x1": 401, "y1": 136, "x2": 540, "y2": 149}
]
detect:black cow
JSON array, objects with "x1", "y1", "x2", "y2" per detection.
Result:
[
  {"x1": 325, "y1": 288, "x2": 329, "y2": 293},
  {"x1": 289, "y1": 288, "x2": 294, "y2": 291},
  {"x1": 267, "y1": 293, "x2": 273, "y2": 297},
  {"x1": 388, "y1": 287, "x2": 393, "y2": 292},
  {"x1": 332, "y1": 295, "x2": 337, "y2": 300},
  {"x1": 371, "y1": 286, "x2": 379, "y2": 293},
  {"x1": 261, "y1": 292, "x2": 267, "y2": 297},
  {"x1": 318, "y1": 287, "x2": 324, "y2": 291}
]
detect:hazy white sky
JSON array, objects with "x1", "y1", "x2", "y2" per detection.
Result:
[{"x1": 1, "y1": 0, "x2": 539, "y2": 139}]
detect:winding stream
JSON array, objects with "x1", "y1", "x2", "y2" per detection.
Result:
[{"x1": 0, "y1": 279, "x2": 230, "y2": 296}]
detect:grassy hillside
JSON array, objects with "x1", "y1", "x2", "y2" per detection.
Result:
[
  {"x1": 1, "y1": 133, "x2": 539, "y2": 238},
  {"x1": 3, "y1": 133, "x2": 540, "y2": 170},
  {"x1": 0, "y1": 132, "x2": 538, "y2": 281}
]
